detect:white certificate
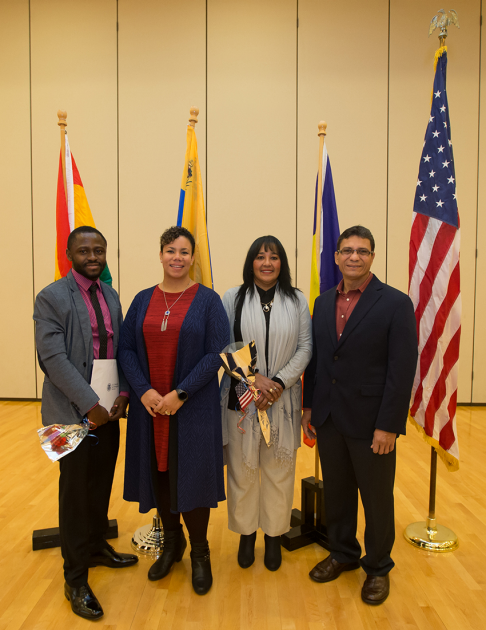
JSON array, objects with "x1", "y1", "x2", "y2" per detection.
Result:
[{"x1": 90, "y1": 359, "x2": 119, "y2": 412}]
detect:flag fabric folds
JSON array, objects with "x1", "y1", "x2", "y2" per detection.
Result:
[
  {"x1": 408, "y1": 46, "x2": 461, "y2": 471},
  {"x1": 54, "y1": 134, "x2": 112, "y2": 285},
  {"x1": 309, "y1": 142, "x2": 342, "y2": 315},
  {"x1": 177, "y1": 125, "x2": 213, "y2": 289}
]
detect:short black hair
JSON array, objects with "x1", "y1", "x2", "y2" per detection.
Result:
[
  {"x1": 336, "y1": 225, "x2": 375, "y2": 252},
  {"x1": 67, "y1": 226, "x2": 107, "y2": 251},
  {"x1": 235, "y1": 235, "x2": 298, "y2": 312},
  {"x1": 160, "y1": 226, "x2": 195, "y2": 254}
]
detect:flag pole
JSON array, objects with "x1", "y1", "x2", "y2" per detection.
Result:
[
  {"x1": 189, "y1": 106, "x2": 199, "y2": 127},
  {"x1": 314, "y1": 121, "x2": 327, "y2": 485},
  {"x1": 404, "y1": 447, "x2": 458, "y2": 551},
  {"x1": 404, "y1": 14, "x2": 459, "y2": 553},
  {"x1": 57, "y1": 110, "x2": 68, "y2": 203}
]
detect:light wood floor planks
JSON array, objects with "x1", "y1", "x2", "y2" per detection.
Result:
[{"x1": 0, "y1": 401, "x2": 485, "y2": 629}]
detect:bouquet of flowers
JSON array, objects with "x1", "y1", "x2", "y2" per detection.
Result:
[
  {"x1": 37, "y1": 419, "x2": 95, "y2": 462},
  {"x1": 220, "y1": 341, "x2": 271, "y2": 446}
]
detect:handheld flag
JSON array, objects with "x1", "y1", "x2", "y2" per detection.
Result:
[
  {"x1": 55, "y1": 122, "x2": 112, "y2": 285},
  {"x1": 309, "y1": 141, "x2": 341, "y2": 315},
  {"x1": 177, "y1": 111, "x2": 213, "y2": 288},
  {"x1": 408, "y1": 46, "x2": 461, "y2": 471}
]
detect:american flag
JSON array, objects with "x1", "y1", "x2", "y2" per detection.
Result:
[
  {"x1": 235, "y1": 381, "x2": 253, "y2": 411},
  {"x1": 409, "y1": 47, "x2": 461, "y2": 471}
]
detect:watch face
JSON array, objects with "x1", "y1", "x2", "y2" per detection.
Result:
[{"x1": 177, "y1": 389, "x2": 188, "y2": 401}]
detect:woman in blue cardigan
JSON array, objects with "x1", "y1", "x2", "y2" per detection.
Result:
[{"x1": 118, "y1": 226, "x2": 229, "y2": 595}]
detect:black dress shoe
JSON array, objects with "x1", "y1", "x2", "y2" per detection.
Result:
[
  {"x1": 309, "y1": 555, "x2": 360, "y2": 583},
  {"x1": 361, "y1": 573, "x2": 390, "y2": 605},
  {"x1": 238, "y1": 532, "x2": 257, "y2": 569},
  {"x1": 148, "y1": 527, "x2": 187, "y2": 581},
  {"x1": 264, "y1": 534, "x2": 282, "y2": 571},
  {"x1": 190, "y1": 540, "x2": 212, "y2": 595},
  {"x1": 64, "y1": 582, "x2": 103, "y2": 621},
  {"x1": 89, "y1": 543, "x2": 138, "y2": 568}
]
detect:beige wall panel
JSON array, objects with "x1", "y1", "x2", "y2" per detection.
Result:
[
  {"x1": 388, "y1": 0, "x2": 480, "y2": 403},
  {"x1": 473, "y1": 8, "x2": 486, "y2": 402},
  {"x1": 118, "y1": 0, "x2": 206, "y2": 311},
  {"x1": 297, "y1": 0, "x2": 389, "y2": 298},
  {"x1": 31, "y1": 0, "x2": 118, "y2": 396},
  {"x1": 207, "y1": 0, "x2": 297, "y2": 297},
  {"x1": 0, "y1": 1, "x2": 36, "y2": 398}
]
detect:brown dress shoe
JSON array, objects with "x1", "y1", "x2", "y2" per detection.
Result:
[
  {"x1": 309, "y1": 555, "x2": 360, "y2": 583},
  {"x1": 361, "y1": 574, "x2": 390, "y2": 605}
]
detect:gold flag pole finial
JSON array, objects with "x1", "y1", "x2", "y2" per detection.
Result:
[
  {"x1": 57, "y1": 110, "x2": 68, "y2": 203},
  {"x1": 429, "y1": 9, "x2": 460, "y2": 47},
  {"x1": 189, "y1": 107, "x2": 199, "y2": 128}
]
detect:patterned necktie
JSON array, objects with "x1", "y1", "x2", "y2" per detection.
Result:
[{"x1": 88, "y1": 283, "x2": 108, "y2": 359}]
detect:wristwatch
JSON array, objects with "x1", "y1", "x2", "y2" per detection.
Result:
[{"x1": 176, "y1": 389, "x2": 188, "y2": 402}]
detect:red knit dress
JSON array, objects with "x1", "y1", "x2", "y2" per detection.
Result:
[{"x1": 143, "y1": 284, "x2": 198, "y2": 471}]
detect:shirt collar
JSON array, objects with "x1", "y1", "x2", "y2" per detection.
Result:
[
  {"x1": 72, "y1": 268, "x2": 101, "y2": 292},
  {"x1": 336, "y1": 272, "x2": 374, "y2": 295}
]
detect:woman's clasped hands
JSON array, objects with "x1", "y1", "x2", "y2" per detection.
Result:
[
  {"x1": 254, "y1": 372, "x2": 283, "y2": 411},
  {"x1": 141, "y1": 388, "x2": 184, "y2": 417}
]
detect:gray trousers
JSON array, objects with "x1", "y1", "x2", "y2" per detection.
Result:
[{"x1": 226, "y1": 410, "x2": 297, "y2": 537}]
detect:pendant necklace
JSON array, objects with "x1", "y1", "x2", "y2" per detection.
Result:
[
  {"x1": 161, "y1": 281, "x2": 191, "y2": 331},
  {"x1": 261, "y1": 299, "x2": 274, "y2": 313}
]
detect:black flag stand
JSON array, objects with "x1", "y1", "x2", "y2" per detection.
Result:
[{"x1": 281, "y1": 447, "x2": 330, "y2": 551}]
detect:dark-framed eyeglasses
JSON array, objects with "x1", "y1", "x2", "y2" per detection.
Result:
[{"x1": 337, "y1": 248, "x2": 374, "y2": 258}]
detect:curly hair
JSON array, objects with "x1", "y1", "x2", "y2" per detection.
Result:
[{"x1": 160, "y1": 226, "x2": 195, "y2": 254}]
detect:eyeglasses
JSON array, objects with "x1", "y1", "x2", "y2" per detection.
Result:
[{"x1": 337, "y1": 248, "x2": 374, "y2": 258}]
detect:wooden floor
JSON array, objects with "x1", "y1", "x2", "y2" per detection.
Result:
[{"x1": 0, "y1": 401, "x2": 485, "y2": 629}]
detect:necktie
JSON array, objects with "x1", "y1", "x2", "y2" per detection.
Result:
[{"x1": 88, "y1": 283, "x2": 108, "y2": 359}]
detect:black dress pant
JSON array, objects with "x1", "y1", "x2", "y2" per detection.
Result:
[
  {"x1": 59, "y1": 420, "x2": 120, "y2": 587},
  {"x1": 316, "y1": 415, "x2": 396, "y2": 576}
]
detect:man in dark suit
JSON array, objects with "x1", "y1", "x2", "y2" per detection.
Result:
[
  {"x1": 302, "y1": 225, "x2": 417, "y2": 605},
  {"x1": 34, "y1": 226, "x2": 138, "y2": 621}
]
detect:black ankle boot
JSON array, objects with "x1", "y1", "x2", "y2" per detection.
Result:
[
  {"x1": 264, "y1": 534, "x2": 282, "y2": 571},
  {"x1": 148, "y1": 526, "x2": 187, "y2": 581},
  {"x1": 190, "y1": 540, "x2": 212, "y2": 595},
  {"x1": 238, "y1": 532, "x2": 257, "y2": 568}
]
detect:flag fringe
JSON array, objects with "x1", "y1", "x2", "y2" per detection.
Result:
[
  {"x1": 430, "y1": 46, "x2": 448, "y2": 105},
  {"x1": 408, "y1": 414, "x2": 459, "y2": 472}
]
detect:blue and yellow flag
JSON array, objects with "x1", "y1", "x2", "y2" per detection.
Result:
[
  {"x1": 310, "y1": 142, "x2": 341, "y2": 314},
  {"x1": 177, "y1": 125, "x2": 213, "y2": 288}
]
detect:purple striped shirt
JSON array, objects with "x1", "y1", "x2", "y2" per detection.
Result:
[{"x1": 72, "y1": 269, "x2": 129, "y2": 402}]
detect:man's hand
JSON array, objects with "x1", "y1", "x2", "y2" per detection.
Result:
[
  {"x1": 109, "y1": 396, "x2": 129, "y2": 421},
  {"x1": 301, "y1": 409, "x2": 316, "y2": 441},
  {"x1": 141, "y1": 388, "x2": 163, "y2": 417},
  {"x1": 87, "y1": 404, "x2": 110, "y2": 428},
  {"x1": 371, "y1": 429, "x2": 396, "y2": 455},
  {"x1": 153, "y1": 390, "x2": 184, "y2": 416},
  {"x1": 255, "y1": 394, "x2": 271, "y2": 412},
  {"x1": 254, "y1": 373, "x2": 283, "y2": 403}
]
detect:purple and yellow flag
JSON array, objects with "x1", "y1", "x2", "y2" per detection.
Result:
[{"x1": 177, "y1": 125, "x2": 213, "y2": 288}]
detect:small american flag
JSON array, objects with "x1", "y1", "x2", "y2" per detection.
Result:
[
  {"x1": 409, "y1": 46, "x2": 460, "y2": 471},
  {"x1": 235, "y1": 381, "x2": 253, "y2": 411}
]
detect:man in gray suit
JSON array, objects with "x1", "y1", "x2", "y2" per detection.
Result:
[{"x1": 34, "y1": 226, "x2": 137, "y2": 621}]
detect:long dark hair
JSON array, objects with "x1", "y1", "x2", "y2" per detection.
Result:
[{"x1": 235, "y1": 235, "x2": 299, "y2": 312}]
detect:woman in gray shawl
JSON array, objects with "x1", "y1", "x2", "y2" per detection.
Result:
[{"x1": 221, "y1": 236, "x2": 312, "y2": 571}]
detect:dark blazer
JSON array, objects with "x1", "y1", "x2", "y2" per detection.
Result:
[
  {"x1": 303, "y1": 275, "x2": 418, "y2": 438},
  {"x1": 33, "y1": 270, "x2": 128, "y2": 426},
  {"x1": 119, "y1": 284, "x2": 230, "y2": 514}
]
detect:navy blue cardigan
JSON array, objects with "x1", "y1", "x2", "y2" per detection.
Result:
[{"x1": 119, "y1": 283, "x2": 230, "y2": 513}]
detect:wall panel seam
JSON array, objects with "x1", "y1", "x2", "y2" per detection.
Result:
[{"x1": 29, "y1": 0, "x2": 37, "y2": 397}]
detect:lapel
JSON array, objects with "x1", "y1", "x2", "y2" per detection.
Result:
[
  {"x1": 337, "y1": 275, "x2": 383, "y2": 348},
  {"x1": 67, "y1": 270, "x2": 92, "y2": 358},
  {"x1": 323, "y1": 288, "x2": 339, "y2": 351},
  {"x1": 100, "y1": 280, "x2": 119, "y2": 349}
]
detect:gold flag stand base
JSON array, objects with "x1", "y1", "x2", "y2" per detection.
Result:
[
  {"x1": 404, "y1": 447, "x2": 459, "y2": 553},
  {"x1": 404, "y1": 516, "x2": 458, "y2": 552},
  {"x1": 131, "y1": 512, "x2": 164, "y2": 557}
]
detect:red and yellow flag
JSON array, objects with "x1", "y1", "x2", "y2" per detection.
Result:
[{"x1": 55, "y1": 134, "x2": 112, "y2": 284}]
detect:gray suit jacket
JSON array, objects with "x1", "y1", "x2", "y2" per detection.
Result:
[{"x1": 34, "y1": 270, "x2": 127, "y2": 426}]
